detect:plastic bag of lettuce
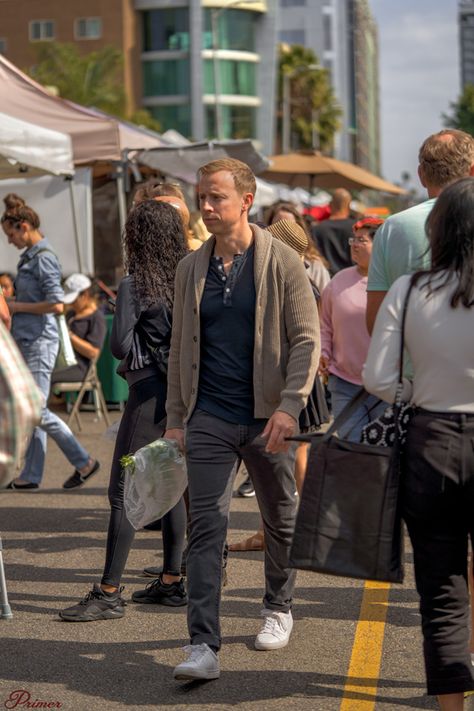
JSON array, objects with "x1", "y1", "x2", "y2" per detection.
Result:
[{"x1": 121, "y1": 438, "x2": 187, "y2": 530}]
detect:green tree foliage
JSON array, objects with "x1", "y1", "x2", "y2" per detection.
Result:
[
  {"x1": 28, "y1": 43, "x2": 125, "y2": 115},
  {"x1": 27, "y1": 43, "x2": 161, "y2": 131},
  {"x1": 442, "y1": 84, "x2": 474, "y2": 136},
  {"x1": 278, "y1": 44, "x2": 341, "y2": 153},
  {"x1": 127, "y1": 110, "x2": 162, "y2": 134}
]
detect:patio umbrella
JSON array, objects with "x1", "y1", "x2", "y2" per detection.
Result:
[{"x1": 262, "y1": 151, "x2": 405, "y2": 195}]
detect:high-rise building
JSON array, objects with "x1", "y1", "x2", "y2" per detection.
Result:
[
  {"x1": 277, "y1": 0, "x2": 380, "y2": 173},
  {"x1": 0, "y1": 0, "x2": 278, "y2": 154},
  {"x1": 459, "y1": 0, "x2": 474, "y2": 88}
]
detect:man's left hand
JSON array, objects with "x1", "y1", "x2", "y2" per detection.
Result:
[{"x1": 261, "y1": 411, "x2": 297, "y2": 454}]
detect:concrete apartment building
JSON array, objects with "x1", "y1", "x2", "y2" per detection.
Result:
[
  {"x1": 460, "y1": 0, "x2": 474, "y2": 88},
  {"x1": 0, "y1": 0, "x2": 278, "y2": 155},
  {"x1": 277, "y1": 0, "x2": 380, "y2": 173}
]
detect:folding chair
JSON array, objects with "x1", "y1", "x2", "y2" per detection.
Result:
[{"x1": 54, "y1": 357, "x2": 111, "y2": 432}]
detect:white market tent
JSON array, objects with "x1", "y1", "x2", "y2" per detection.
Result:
[
  {"x1": 0, "y1": 111, "x2": 74, "y2": 178},
  {"x1": 0, "y1": 112, "x2": 90, "y2": 274}
]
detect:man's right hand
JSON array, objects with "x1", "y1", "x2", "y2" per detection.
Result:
[{"x1": 164, "y1": 428, "x2": 185, "y2": 452}]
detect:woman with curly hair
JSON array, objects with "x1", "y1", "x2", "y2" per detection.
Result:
[{"x1": 60, "y1": 200, "x2": 189, "y2": 622}]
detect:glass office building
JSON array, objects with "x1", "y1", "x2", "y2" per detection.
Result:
[{"x1": 136, "y1": 1, "x2": 277, "y2": 152}]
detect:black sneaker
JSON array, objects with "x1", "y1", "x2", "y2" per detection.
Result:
[
  {"x1": 63, "y1": 460, "x2": 100, "y2": 489},
  {"x1": 142, "y1": 557, "x2": 187, "y2": 579},
  {"x1": 237, "y1": 475, "x2": 255, "y2": 498},
  {"x1": 132, "y1": 575, "x2": 187, "y2": 607},
  {"x1": 59, "y1": 584, "x2": 126, "y2": 622}
]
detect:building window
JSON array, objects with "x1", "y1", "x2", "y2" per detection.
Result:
[
  {"x1": 204, "y1": 60, "x2": 256, "y2": 95},
  {"x1": 143, "y1": 59, "x2": 190, "y2": 97},
  {"x1": 206, "y1": 105, "x2": 256, "y2": 140},
  {"x1": 149, "y1": 105, "x2": 191, "y2": 138},
  {"x1": 280, "y1": 0, "x2": 306, "y2": 6},
  {"x1": 75, "y1": 18, "x2": 102, "y2": 40},
  {"x1": 279, "y1": 30, "x2": 306, "y2": 45},
  {"x1": 203, "y1": 9, "x2": 256, "y2": 52},
  {"x1": 323, "y1": 59, "x2": 333, "y2": 84},
  {"x1": 142, "y1": 9, "x2": 189, "y2": 52},
  {"x1": 29, "y1": 20, "x2": 55, "y2": 42},
  {"x1": 323, "y1": 13, "x2": 332, "y2": 51},
  {"x1": 0, "y1": 38, "x2": 6, "y2": 54}
]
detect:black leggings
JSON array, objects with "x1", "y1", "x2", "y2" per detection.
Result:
[{"x1": 101, "y1": 374, "x2": 186, "y2": 587}]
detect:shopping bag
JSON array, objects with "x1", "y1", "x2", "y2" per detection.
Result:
[
  {"x1": 289, "y1": 390, "x2": 404, "y2": 583},
  {"x1": 122, "y1": 438, "x2": 188, "y2": 530},
  {"x1": 289, "y1": 283, "x2": 414, "y2": 584},
  {"x1": 0, "y1": 322, "x2": 43, "y2": 486},
  {"x1": 55, "y1": 314, "x2": 77, "y2": 369}
]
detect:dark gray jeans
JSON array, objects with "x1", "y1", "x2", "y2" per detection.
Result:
[{"x1": 185, "y1": 408, "x2": 298, "y2": 650}]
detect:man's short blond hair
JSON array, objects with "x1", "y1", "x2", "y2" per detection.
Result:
[
  {"x1": 419, "y1": 129, "x2": 474, "y2": 188},
  {"x1": 197, "y1": 158, "x2": 257, "y2": 196}
]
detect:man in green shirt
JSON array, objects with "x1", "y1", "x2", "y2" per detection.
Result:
[{"x1": 366, "y1": 129, "x2": 474, "y2": 333}]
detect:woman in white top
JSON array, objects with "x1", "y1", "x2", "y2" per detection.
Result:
[{"x1": 364, "y1": 177, "x2": 474, "y2": 710}]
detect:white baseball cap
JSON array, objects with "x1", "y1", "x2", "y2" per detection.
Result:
[{"x1": 63, "y1": 273, "x2": 92, "y2": 304}]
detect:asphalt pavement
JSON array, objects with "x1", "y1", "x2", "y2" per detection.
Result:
[{"x1": 0, "y1": 409, "x2": 468, "y2": 711}]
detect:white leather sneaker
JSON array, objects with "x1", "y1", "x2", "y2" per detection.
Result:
[
  {"x1": 254, "y1": 609, "x2": 293, "y2": 650},
  {"x1": 173, "y1": 643, "x2": 220, "y2": 680}
]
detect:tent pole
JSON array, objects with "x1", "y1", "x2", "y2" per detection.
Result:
[
  {"x1": 67, "y1": 178, "x2": 84, "y2": 273},
  {"x1": 115, "y1": 160, "x2": 127, "y2": 233}
]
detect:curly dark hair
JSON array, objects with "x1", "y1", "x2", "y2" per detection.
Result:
[{"x1": 123, "y1": 200, "x2": 188, "y2": 309}]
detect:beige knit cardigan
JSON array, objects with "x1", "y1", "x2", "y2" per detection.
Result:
[{"x1": 165, "y1": 223, "x2": 320, "y2": 428}]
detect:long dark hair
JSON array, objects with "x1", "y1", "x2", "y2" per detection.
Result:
[
  {"x1": 412, "y1": 177, "x2": 474, "y2": 308},
  {"x1": 123, "y1": 200, "x2": 188, "y2": 309}
]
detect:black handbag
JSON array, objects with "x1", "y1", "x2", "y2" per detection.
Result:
[{"x1": 288, "y1": 282, "x2": 414, "y2": 584}]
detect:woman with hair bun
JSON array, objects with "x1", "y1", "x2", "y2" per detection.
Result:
[{"x1": 1, "y1": 193, "x2": 98, "y2": 490}]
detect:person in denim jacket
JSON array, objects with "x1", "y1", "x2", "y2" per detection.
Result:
[{"x1": 1, "y1": 193, "x2": 99, "y2": 490}]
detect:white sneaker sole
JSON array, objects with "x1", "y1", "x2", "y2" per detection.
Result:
[
  {"x1": 173, "y1": 669, "x2": 220, "y2": 680},
  {"x1": 254, "y1": 637, "x2": 291, "y2": 651}
]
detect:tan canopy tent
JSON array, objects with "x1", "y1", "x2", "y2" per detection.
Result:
[
  {"x1": 262, "y1": 151, "x2": 406, "y2": 195},
  {"x1": 0, "y1": 56, "x2": 165, "y2": 164},
  {"x1": 0, "y1": 55, "x2": 121, "y2": 164}
]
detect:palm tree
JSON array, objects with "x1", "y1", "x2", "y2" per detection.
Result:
[
  {"x1": 29, "y1": 43, "x2": 125, "y2": 115},
  {"x1": 278, "y1": 44, "x2": 341, "y2": 153},
  {"x1": 28, "y1": 42, "x2": 161, "y2": 131}
]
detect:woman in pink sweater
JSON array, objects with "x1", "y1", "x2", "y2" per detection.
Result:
[{"x1": 319, "y1": 217, "x2": 385, "y2": 441}]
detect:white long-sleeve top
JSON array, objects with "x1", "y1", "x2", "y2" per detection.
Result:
[{"x1": 363, "y1": 273, "x2": 474, "y2": 413}]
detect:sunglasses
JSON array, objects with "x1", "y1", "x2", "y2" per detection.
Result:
[{"x1": 349, "y1": 236, "x2": 372, "y2": 245}]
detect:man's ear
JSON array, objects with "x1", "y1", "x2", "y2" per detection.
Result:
[
  {"x1": 417, "y1": 164, "x2": 427, "y2": 188},
  {"x1": 469, "y1": 163, "x2": 474, "y2": 177},
  {"x1": 241, "y1": 192, "x2": 254, "y2": 213}
]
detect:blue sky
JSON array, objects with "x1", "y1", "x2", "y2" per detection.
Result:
[{"x1": 371, "y1": 0, "x2": 460, "y2": 189}]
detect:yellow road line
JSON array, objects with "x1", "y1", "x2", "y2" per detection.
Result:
[{"x1": 340, "y1": 580, "x2": 391, "y2": 711}]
